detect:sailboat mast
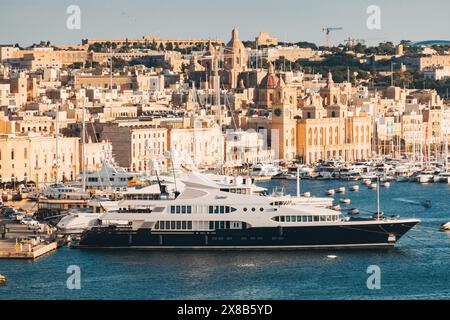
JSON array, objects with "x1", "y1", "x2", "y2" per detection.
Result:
[
  {"x1": 55, "y1": 104, "x2": 60, "y2": 183},
  {"x1": 215, "y1": 53, "x2": 223, "y2": 174},
  {"x1": 81, "y1": 99, "x2": 86, "y2": 192},
  {"x1": 192, "y1": 81, "x2": 198, "y2": 168},
  {"x1": 376, "y1": 175, "x2": 381, "y2": 220},
  {"x1": 109, "y1": 48, "x2": 113, "y2": 90},
  {"x1": 446, "y1": 133, "x2": 449, "y2": 169}
]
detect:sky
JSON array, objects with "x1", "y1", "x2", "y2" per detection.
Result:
[{"x1": 0, "y1": 0, "x2": 449, "y2": 47}]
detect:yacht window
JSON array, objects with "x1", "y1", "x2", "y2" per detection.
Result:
[
  {"x1": 155, "y1": 221, "x2": 159, "y2": 229},
  {"x1": 165, "y1": 221, "x2": 170, "y2": 229},
  {"x1": 225, "y1": 206, "x2": 230, "y2": 213},
  {"x1": 243, "y1": 208, "x2": 248, "y2": 212},
  {"x1": 171, "y1": 221, "x2": 176, "y2": 229},
  {"x1": 260, "y1": 208, "x2": 264, "y2": 212},
  {"x1": 182, "y1": 206, "x2": 186, "y2": 214},
  {"x1": 308, "y1": 216, "x2": 313, "y2": 222},
  {"x1": 326, "y1": 216, "x2": 332, "y2": 222},
  {"x1": 314, "y1": 216, "x2": 320, "y2": 222},
  {"x1": 187, "y1": 221, "x2": 192, "y2": 229},
  {"x1": 280, "y1": 216, "x2": 285, "y2": 222},
  {"x1": 220, "y1": 206, "x2": 225, "y2": 214},
  {"x1": 170, "y1": 206, "x2": 175, "y2": 214},
  {"x1": 273, "y1": 216, "x2": 279, "y2": 222},
  {"x1": 291, "y1": 216, "x2": 296, "y2": 222},
  {"x1": 176, "y1": 206, "x2": 181, "y2": 214},
  {"x1": 220, "y1": 221, "x2": 225, "y2": 229},
  {"x1": 214, "y1": 206, "x2": 219, "y2": 214},
  {"x1": 214, "y1": 221, "x2": 220, "y2": 229},
  {"x1": 251, "y1": 208, "x2": 256, "y2": 212},
  {"x1": 320, "y1": 216, "x2": 326, "y2": 222},
  {"x1": 297, "y1": 216, "x2": 302, "y2": 222},
  {"x1": 209, "y1": 206, "x2": 214, "y2": 214},
  {"x1": 209, "y1": 221, "x2": 214, "y2": 229},
  {"x1": 286, "y1": 216, "x2": 290, "y2": 222},
  {"x1": 187, "y1": 206, "x2": 192, "y2": 214},
  {"x1": 225, "y1": 221, "x2": 230, "y2": 229},
  {"x1": 176, "y1": 221, "x2": 181, "y2": 229}
]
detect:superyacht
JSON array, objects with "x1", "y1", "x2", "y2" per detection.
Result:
[{"x1": 75, "y1": 171, "x2": 419, "y2": 249}]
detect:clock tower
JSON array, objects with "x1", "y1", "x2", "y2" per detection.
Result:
[{"x1": 271, "y1": 98, "x2": 297, "y2": 161}]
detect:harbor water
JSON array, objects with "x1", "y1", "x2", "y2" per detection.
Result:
[{"x1": 0, "y1": 179, "x2": 449, "y2": 300}]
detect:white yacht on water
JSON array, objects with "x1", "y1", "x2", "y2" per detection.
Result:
[
  {"x1": 250, "y1": 163, "x2": 281, "y2": 180},
  {"x1": 59, "y1": 171, "x2": 333, "y2": 235},
  {"x1": 74, "y1": 171, "x2": 419, "y2": 249}
]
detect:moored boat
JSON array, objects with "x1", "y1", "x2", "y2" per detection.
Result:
[{"x1": 74, "y1": 172, "x2": 420, "y2": 250}]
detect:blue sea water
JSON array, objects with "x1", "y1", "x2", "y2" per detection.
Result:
[{"x1": 0, "y1": 180, "x2": 449, "y2": 300}]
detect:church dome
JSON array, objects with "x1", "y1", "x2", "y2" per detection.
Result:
[
  {"x1": 226, "y1": 28, "x2": 245, "y2": 51},
  {"x1": 259, "y1": 62, "x2": 285, "y2": 89}
]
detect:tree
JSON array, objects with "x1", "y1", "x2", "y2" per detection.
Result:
[
  {"x1": 166, "y1": 42, "x2": 174, "y2": 51},
  {"x1": 112, "y1": 57, "x2": 127, "y2": 69},
  {"x1": 68, "y1": 62, "x2": 83, "y2": 69}
]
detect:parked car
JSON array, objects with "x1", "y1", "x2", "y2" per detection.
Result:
[
  {"x1": 13, "y1": 214, "x2": 25, "y2": 221},
  {"x1": 21, "y1": 217, "x2": 35, "y2": 225},
  {"x1": 27, "y1": 221, "x2": 41, "y2": 230},
  {"x1": 12, "y1": 193, "x2": 23, "y2": 201},
  {"x1": 3, "y1": 207, "x2": 17, "y2": 218},
  {"x1": 1, "y1": 206, "x2": 12, "y2": 214}
]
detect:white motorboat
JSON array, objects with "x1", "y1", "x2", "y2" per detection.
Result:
[
  {"x1": 433, "y1": 171, "x2": 450, "y2": 183},
  {"x1": 416, "y1": 171, "x2": 435, "y2": 184},
  {"x1": 336, "y1": 187, "x2": 346, "y2": 193},
  {"x1": 250, "y1": 163, "x2": 280, "y2": 180},
  {"x1": 440, "y1": 222, "x2": 450, "y2": 231},
  {"x1": 57, "y1": 209, "x2": 103, "y2": 234}
]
